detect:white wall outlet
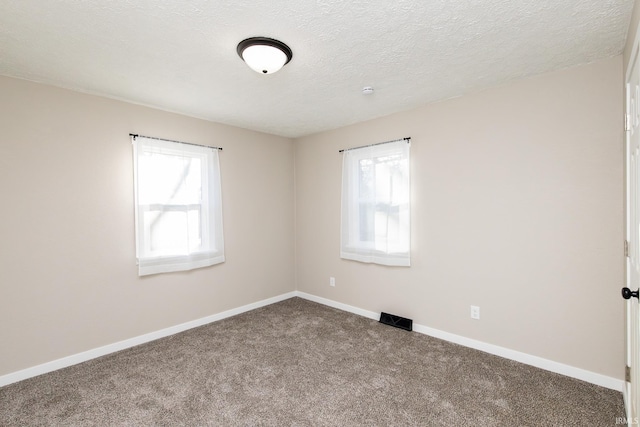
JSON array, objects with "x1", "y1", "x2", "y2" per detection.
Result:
[
  {"x1": 470, "y1": 305, "x2": 480, "y2": 320},
  {"x1": 329, "y1": 276, "x2": 336, "y2": 287}
]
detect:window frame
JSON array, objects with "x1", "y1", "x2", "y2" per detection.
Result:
[
  {"x1": 132, "y1": 136, "x2": 224, "y2": 276},
  {"x1": 340, "y1": 140, "x2": 410, "y2": 267}
]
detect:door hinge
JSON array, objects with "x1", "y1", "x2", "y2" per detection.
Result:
[
  {"x1": 625, "y1": 240, "x2": 630, "y2": 258},
  {"x1": 626, "y1": 365, "x2": 631, "y2": 382},
  {"x1": 626, "y1": 114, "x2": 632, "y2": 132}
]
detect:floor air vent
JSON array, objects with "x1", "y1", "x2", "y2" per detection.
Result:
[{"x1": 379, "y1": 312, "x2": 413, "y2": 331}]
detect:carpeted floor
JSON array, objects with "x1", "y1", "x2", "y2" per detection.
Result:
[{"x1": 0, "y1": 297, "x2": 625, "y2": 426}]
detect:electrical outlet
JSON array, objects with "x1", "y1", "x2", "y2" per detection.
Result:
[
  {"x1": 329, "y1": 277, "x2": 336, "y2": 287},
  {"x1": 470, "y1": 305, "x2": 480, "y2": 320}
]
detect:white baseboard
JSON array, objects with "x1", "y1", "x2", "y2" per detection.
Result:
[
  {"x1": 0, "y1": 292, "x2": 296, "y2": 388},
  {"x1": 294, "y1": 291, "x2": 624, "y2": 392},
  {"x1": 2, "y1": 290, "x2": 624, "y2": 392}
]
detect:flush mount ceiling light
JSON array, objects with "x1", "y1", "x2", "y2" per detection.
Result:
[{"x1": 237, "y1": 37, "x2": 293, "y2": 74}]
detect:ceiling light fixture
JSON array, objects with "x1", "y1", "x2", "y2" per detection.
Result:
[{"x1": 237, "y1": 37, "x2": 293, "y2": 75}]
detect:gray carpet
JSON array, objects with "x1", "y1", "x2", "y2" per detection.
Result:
[{"x1": 0, "y1": 297, "x2": 624, "y2": 426}]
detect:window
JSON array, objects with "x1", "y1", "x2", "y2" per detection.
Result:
[
  {"x1": 340, "y1": 139, "x2": 410, "y2": 266},
  {"x1": 132, "y1": 136, "x2": 224, "y2": 276}
]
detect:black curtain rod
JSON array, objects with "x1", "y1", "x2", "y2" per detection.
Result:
[
  {"x1": 130, "y1": 133, "x2": 222, "y2": 151},
  {"x1": 338, "y1": 137, "x2": 410, "y2": 153}
]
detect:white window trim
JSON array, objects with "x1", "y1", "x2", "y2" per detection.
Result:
[
  {"x1": 340, "y1": 139, "x2": 411, "y2": 267},
  {"x1": 132, "y1": 136, "x2": 225, "y2": 276}
]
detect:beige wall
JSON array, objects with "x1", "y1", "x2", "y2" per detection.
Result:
[
  {"x1": 624, "y1": 0, "x2": 640, "y2": 70},
  {"x1": 0, "y1": 76, "x2": 295, "y2": 376},
  {"x1": 0, "y1": 55, "x2": 626, "y2": 382},
  {"x1": 294, "y1": 57, "x2": 624, "y2": 379}
]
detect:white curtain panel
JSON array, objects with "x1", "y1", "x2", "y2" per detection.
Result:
[
  {"x1": 340, "y1": 139, "x2": 410, "y2": 267},
  {"x1": 132, "y1": 136, "x2": 225, "y2": 276}
]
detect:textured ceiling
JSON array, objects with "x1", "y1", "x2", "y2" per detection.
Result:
[{"x1": 0, "y1": 0, "x2": 634, "y2": 138}]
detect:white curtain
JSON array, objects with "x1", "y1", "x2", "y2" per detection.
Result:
[
  {"x1": 340, "y1": 139, "x2": 410, "y2": 266},
  {"x1": 132, "y1": 136, "x2": 225, "y2": 276}
]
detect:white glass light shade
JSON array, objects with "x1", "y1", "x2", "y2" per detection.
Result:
[
  {"x1": 237, "y1": 37, "x2": 292, "y2": 75},
  {"x1": 242, "y1": 45, "x2": 287, "y2": 74}
]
